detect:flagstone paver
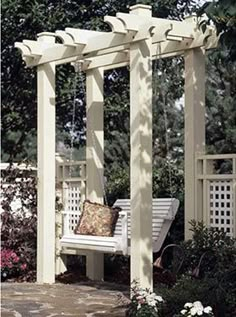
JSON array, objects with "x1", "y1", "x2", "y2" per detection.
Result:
[{"x1": 1, "y1": 282, "x2": 130, "y2": 317}]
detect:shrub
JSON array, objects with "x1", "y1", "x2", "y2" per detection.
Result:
[
  {"x1": 181, "y1": 220, "x2": 236, "y2": 279},
  {"x1": 1, "y1": 248, "x2": 27, "y2": 281},
  {"x1": 157, "y1": 275, "x2": 220, "y2": 316},
  {"x1": 153, "y1": 222, "x2": 236, "y2": 317},
  {"x1": 0, "y1": 164, "x2": 37, "y2": 281}
]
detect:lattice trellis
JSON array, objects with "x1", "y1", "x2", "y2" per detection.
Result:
[
  {"x1": 65, "y1": 183, "x2": 81, "y2": 233},
  {"x1": 209, "y1": 180, "x2": 234, "y2": 236}
]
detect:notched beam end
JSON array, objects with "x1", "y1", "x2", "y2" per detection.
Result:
[
  {"x1": 116, "y1": 13, "x2": 140, "y2": 32},
  {"x1": 152, "y1": 22, "x2": 172, "y2": 43},
  {"x1": 55, "y1": 31, "x2": 77, "y2": 47},
  {"x1": 65, "y1": 28, "x2": 88, "y2": 45},
  {"x1": 14, "y1": 43, "x2": 36, "y2": 66},
  {"x1": 22, "y1": 40, "x2": 43, "y2": 57},
  {"x1": 104, "y1": 16, "x2": 127, "y2": 34},
  {"x1": 204, "y1": 27, "x2": 219, "y2": 49},
  {"x1": 15, "y1": 42, "x2": 31, "y2": 57}
]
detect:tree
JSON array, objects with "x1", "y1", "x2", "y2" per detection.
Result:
[
  {"x1": 206, "y1": 48, "x2": 236, "y2": 154},
  {"x1": 199, "y1": 0, "x2": 236, "y2": 61},
  {"x1": 198, "y1": 0, "x2": 236, "y2": 153}
]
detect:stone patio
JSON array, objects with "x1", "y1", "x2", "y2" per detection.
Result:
[{"x1": 1, "y1": 282, "x2": 129, "y2": 316}]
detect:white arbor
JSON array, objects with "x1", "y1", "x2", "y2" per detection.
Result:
[{"x1": 15, "y1": 4, "x2": 218, "y2": 289}]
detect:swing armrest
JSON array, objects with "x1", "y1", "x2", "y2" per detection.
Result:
[{"x1": 119, "y1": 211, "x2": 128, "y2": 255}]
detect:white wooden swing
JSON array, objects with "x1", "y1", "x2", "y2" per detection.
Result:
[{"x1": 61, "y1": 198, "x2": 179, "y2": 255}]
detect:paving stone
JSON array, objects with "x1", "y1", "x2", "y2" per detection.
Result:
[{"x1": 1, "y1": 282, "x2": 129, "y2": 317}]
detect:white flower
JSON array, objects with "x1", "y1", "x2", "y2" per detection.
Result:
[
  {"x1": 155, "y1": 295, "x2": 163, "y2": 302},
  {"x1": 181, "y1": 309, "x2": 187, "y2": 315},
  {"x1": 203, "y1": 306, "x2": 212, "y2": 314},
  {"x1": 190, "y1": 307, "x2": 197, "y2": 316},
  {"x1": 193, "y1": 301, "x2": 204, "y2": 315},
  {"x1": 184, "y1": 303, "x2": 193, "y2": 308}
]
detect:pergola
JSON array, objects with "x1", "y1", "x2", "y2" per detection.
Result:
[{"x1": 15, "y1": 4, "x2": 217, "y2": 289}]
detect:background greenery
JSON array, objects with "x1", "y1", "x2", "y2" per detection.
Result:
[{"x1": 1, "y1": 0, "x2": 236, "y2": 242}]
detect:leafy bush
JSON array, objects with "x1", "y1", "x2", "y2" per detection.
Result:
[
  {"x1": 1, "y1": 248, "x2": 27, "y2": 281},
  {"x1": 181, "y1": 221, "x2": 236, "y2": 279},
  {"x1": 0, "y1": 165, "x2": 37, "y2": 281},
  {"x1": 153, "y1": 222, "x2": 236, "y2": 317}
]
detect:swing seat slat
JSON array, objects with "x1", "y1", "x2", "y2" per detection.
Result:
[{"x1": 60, "y1": 198, "x2": 179, "y2": 255}]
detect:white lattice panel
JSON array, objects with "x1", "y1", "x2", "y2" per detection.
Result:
[
  {"x1": 209, "y1": 180, "x2": 234, "y2": 236},
  {"x1": 65, "y1": 184, "x2": 81, "y2": 233}
]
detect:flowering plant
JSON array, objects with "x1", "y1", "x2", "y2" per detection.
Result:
[
  {"x1": 0, "y1": 248, "x2": 27, "y2": 280},
  {"x1": 177, "y1": 301, "x2": 214, "y2": 316},
  {"x1": 126, "y1": 282, "x2": 163, "y2": 317}
]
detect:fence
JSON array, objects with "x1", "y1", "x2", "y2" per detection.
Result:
[
  {"x1": 196, "y1": 154, "x2": 236, "y2": 238},
  {"x1": 56, "y1": 158, "x2": 86, "y2": 234},
  {"x1": 1, "y1": 155, "x2": 235, "y2": 239}
]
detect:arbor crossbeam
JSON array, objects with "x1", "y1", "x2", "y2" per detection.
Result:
[{"x1": 15, "y1": 9, "x2": 217, "y2": 68}]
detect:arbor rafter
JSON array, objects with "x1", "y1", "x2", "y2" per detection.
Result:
[{"x1": 15, "y1": 9, "x2": 217, "y2": 68}]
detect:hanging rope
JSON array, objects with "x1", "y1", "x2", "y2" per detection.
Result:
[
  {"x1": 68, "y1": 60, "x2": 81, "y2": 182},
  {"x1": 70, "y1": 61, "x2": 109, "y2": 206}
]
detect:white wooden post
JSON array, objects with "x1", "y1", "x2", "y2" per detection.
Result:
[
  {"x1": 130, "y1": 4, "x2": 153, "y2": 290},
  {"x1": 86, "y1": 68, "x2": 104, "y2": 280},
  {"x1": 37, "y1": 33, "x2": 56, "y2": 283},
  {"x1": 184, "y1": 47, "x2": 206, "y2": 240}
]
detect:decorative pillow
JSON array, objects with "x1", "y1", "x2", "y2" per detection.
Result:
[{"x1": 74, "y1": 200, "x2": 121, "y2": 237}]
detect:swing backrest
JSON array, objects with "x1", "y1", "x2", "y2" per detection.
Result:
[{"x1": 113, "y1": 198, "x2": 179, "y2": 252}]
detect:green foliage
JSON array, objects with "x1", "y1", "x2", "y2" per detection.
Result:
[
  {"x1": 181, "y1": 221, "x2": 236, "y2": 277},
  {"x1": 154, "y1": 222, "x2": 236, "y2": 317},
  {"x1": 198, "y1": 0, "x2": 236, "y2": 61},
  {"x1": 205, "y1": 49, "x2": 236, "y2": 154},
  {"x1": 158, "y1": 276, "x2": 219, "y2": 317},
  {"x1": 0, "y1": 165, "x2": 37, "y2": 281}
]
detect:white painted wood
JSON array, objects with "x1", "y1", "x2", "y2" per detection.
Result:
[
  {"x1": 14, "y1": 4, "x2": 220, "y2": 288},
  {"x1": 104, "y1": 16, "x2": 127, "y2": 34},
  {"x1": 37, "y1": 33, "x2": 56, "y2": 284},
  {"x1": 86, "y1": 68, "x2": 104, "y2": 203},
  {"x1": 184, "y1": 48, "x2": 206, "y2": 240},
  {"x1": 86, "y1": 68, "x2": 104, "y2": 280},
  {"x1": 195, "y1": 155, "x2": 236, "y2": 238},
  {"x1": 60, "y1": 198, "x2": 179, "y2": 255},
  {"x1": 209, "y1": 180, "x2": 234, "y2": 236},
  {"x1": 129, "y1": 4, "x2": 153, "y2": 290},
  {"x1": 15, "y1": 5, "x2": 218, "y2": 68}
]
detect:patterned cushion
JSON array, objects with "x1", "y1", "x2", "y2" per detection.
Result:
[{"x1": 74, "y1": 200, "x2": 120, "y2": 237}]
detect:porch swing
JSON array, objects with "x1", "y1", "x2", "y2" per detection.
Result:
[{"x1": 60, "y1": 53, "x2": 180, "y2": 256}]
